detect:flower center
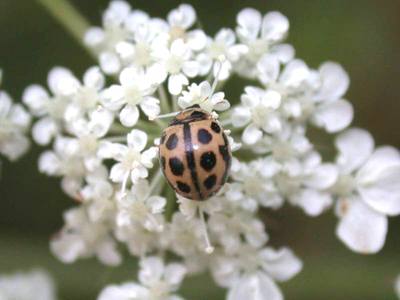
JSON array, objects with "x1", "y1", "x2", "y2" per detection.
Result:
[
  {"x1": 78, "y1": 134, "x2": 98, "y2": 155},
  {"x1": 332, "y1": 174, "x2": 356, "y2": 197},
  {"x1": 134, "y1": 42, "x2": 152, "y2": 67},
  {"x1": 75, "y1": 87, "x2": 99, "y2": 110},
  {"x1": 124, "y1": 85, "x2": 143, "y2": 105},
  {"x1": 166, "y1": 55, "x2": 183, "y2": 74},
  {"x1": 122, "y1": 149, "x2": 141, "y2": 170}
]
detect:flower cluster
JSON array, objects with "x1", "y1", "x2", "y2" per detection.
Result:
[
  {"x1": 0, "y1": 269, "x2": 56, "y2": 300},
  {"x1": 17, "y1": 2, "x2": 399, "y2": 299},
  {"x1": 0, "y1": 70, "x2": 31, "y2": 164}
]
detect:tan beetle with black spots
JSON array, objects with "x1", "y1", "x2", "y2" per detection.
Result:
[{"x1": 159, "y1": 105, "x2": 232, "y2": 200}]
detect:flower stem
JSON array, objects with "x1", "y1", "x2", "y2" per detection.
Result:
[
  {"x1": 158, "y1": 85, "x2": 171, "y2": 113},
  {"x1": 164, "y1": 186, "x2": 176, "y2": 222},
  {"x1": 36, "y1": 0, "x2": 96, "y2": 59}
]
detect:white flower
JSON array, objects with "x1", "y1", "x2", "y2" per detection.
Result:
[
  {"x1": 101, "y1": 67, "x2": 160, "y2": 126},
  {"x1": 63, "y1": 66, "x2": 106, "y2": 122},
  {"x1": 51, "y1": 206, "x2": 121, "y2": 266},
  {"x1": 151, "y1": 38, "x2": 199, "y2": 95},
  {"x1": 98, "y1": 129, "x2": 158, "y2": 193},
  {"x1": 235, "y1": 8, "x2": 293, "y2": 78},
  {"x1": 0, "y1": 90, "x2": 31, "y2": 161},
  {"x1": 0, "y1": 269, "x2": 56, "y2": 300},
  {"x1": 98, "y1": 256, "x2": 186, "y2": 300},
  {"x1": 333, "y1": 128, "x2": 400, "y2": 253},
  {"x1": 38, "y1": 136, "x2": 87, "y2": 198},
  {"x1": 116, "y1": 179, "x2": 166, "y2": 232},
  {"x1": 84, "y1": 0, "x2": 132, "y2": 74},
  {"x1": 66, "y1": 108, "x2": 114, "y2": 171},
  {"x1": 23, "y1": 67, "x2": 79, "y2": 145},
  {"x1": 227, "y1": 158, "x2": 283, "y2": 211},
  {"x1": 167, "y1": 4, "x2": 206, "y2": 51},
  {"x1": 232, "y1": 87, "x2": 283, "y2": 144},
  {"x1": 197, "y1": 28, "x2": 248, "y2": 80},
  {"x1": 311, "y1": 62, "x2": 353, "y2": 133},
  {"x1": 211, "y1": 245, "x2": 302, "y2": 300},
  {"x1": 178, "y1": 81, "x2": 230, "y2": 112}
]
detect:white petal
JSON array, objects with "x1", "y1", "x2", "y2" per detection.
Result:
[
  {"x1": 9, "y1": 104, "x2": 31, "y2": 128},
  {"x1": 291, "y1": 189, "x2": 333, "y2": 216},
  {"x1": 110, "y1": 163, "x2": 127, "y2": 182},
  {"x1": 98, "y1": 283, "x2": 148, "y2": 300},
  {"x1": 101, "y1": 85, "x2": 126, "y2": 111},
  {"x1": 271, "y1": 44, "x2": 295, "y2": 63},
  {"x1": 89, "y1": 108, "x2": 113, "y2": 137},
  {"x1": 50, "y1": 233, "x2": 85, "y2": 264},
  {"x1": 22, "y1": 84, "x2": 49, "y2": 116},
  {"x1": 336, "y1": 198, "x2": 387, "y2": 254},
  {"x1": 83, "y1": 66, "x2": 104, "y2": 90},
  {"x1": 140, "y1": 96, "x2": 160, "y2": 119},
  {"x1": 215, "y1": 28, "x2": 236, "y2": 46},
  {"x1": 259, "y1": 247, "x2": 303, "y2": 281},
  {"x1": 100, "y1": 52, "x2": 121, "y2": 74},
  {"x1": 119, "y1": 66, "x2": 142, "y2": 86},
  {"x1": 357, "y1": 147, "x2": 400, "y2": 216},
  {"x1": 261, "y1": 11, "x2": 289, "y2": 42},
  {"x1": 119, "y1": 104, "x2": 139, "y2": 127},
  {"x1": 231, "y1": 107, "x2": 251, "y2": 127},
  {"x1": 84, "y1": 27, "x2": 105, "y2": 47},
  {"x1": 242, "y1": 124, "x2": 262, "y2": 145},
  {"x1": 167, "y1": 4, "x2": 196, "y2": 29},
  {"x1": 97, "y1": 240, "x2": 122, "y2": 266},
  {"x1": 187, "y1": 29, "x2": 207, "y2": 51},
  {"x1": 127, "y1": 129, "x2": 147, "y2": 151},
  {"x1": 182, "y1": 60, "x2": 200, "y2": 78},
  {"x1": 313, "y1": 99, "x2": 353, "y2": 133},
  {"x1": 280, "y1": 59, "x2": 310, "y2": 89},
  {"x1": 236, "y1": 8, "x2": 262, "y2": 41},
  {"x1": 32, "y1": 117, "x2": 58, "y2": 145},
  {"x1": 168, "y1": 73, "x2": 188, "y2": 95},
  {"x1": 227, "y1": 272, "x2": 283, "y2": 300},
  {"x1": 139, "y1": 256, "x2": 164, "y2": 286},
  {"x1": 257, "y1": 55, "x2": 280, "y2": 85},
  {"x1": 335, "y1": 128, "x2": 374, "y2": 174},
  {"x1": 147, "y1": 196, "x2": 166, "y2": 214},
  {"x1": 48, "y1": 67, "x2": 79, "y2": 96},
  {"x1": 164, "y1": 263, "x2": 187, "y2": 287},
  {"x1": 98, "y1": 141, "x2": 127, "y2": 160},
  {"x1": 304, "y1": 163, "x2": 338, "y2": 189},
  {"x1": 314, "y1": 62, "x2": 349, "y2": 102},
  {"x1": 141, "y1": 147, "x2": 158, "y2": 167}
]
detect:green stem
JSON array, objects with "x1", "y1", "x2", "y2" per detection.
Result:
[
  {"x1": 36, "y1": 0, "x2": 95, "y2": 59},
  {"x1": 164, "y1": 186, "x2": 176, "y2": 222},
  {"x1": 158, "y1": 85, "x2": 171, "y2": 114}
]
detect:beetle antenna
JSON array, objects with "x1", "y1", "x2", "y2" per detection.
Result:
[
  {"x1": 149, "y1": 111, "x2": 180, "y2": 121},
  {"x1": 199, "y1": 207, "x2": 214, "y2": 254},
  {"x1": 209, "y1": 55, "x2": 226, "y2": 98}
]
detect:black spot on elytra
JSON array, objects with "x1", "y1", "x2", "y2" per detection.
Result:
[
  {"x1": 160, "y1": 156, "x2": 166, "y2": 170},
  {"x1": 219, "y1": 133, "x2": 232, "y2": 184},
  {"x1": 177, "y1": 181, "x2": 191, "y2": 193},
  {"x1": 191, "y1": 110, "x2": 207, "y2": 118},
  {"x1": 200, "y1": 151, "x2": 216, "y2": 171},
  {"x1": 211, "y1": 122, "x2": 221, "y2": 133},
  {"x1": 198, "y1": 129, "x2": 212, "y2": 144},
  {"x1": 166, "y1": 134, "x2": 178, "y2": 150},
  {"x1": 169, "y1": 157, "x2": 184, "y2": 176},
  {"x1": 204, "y1": 174, "x2": 217, "y2": 190}
]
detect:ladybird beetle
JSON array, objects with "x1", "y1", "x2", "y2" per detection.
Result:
[{"x1": 159, "y1": 105, "x2": 232, "y2": 200}]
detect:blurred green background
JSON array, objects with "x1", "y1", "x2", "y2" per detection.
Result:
[{"x1": 0, "y1": 0, "x2": 399, "y2": 299}]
